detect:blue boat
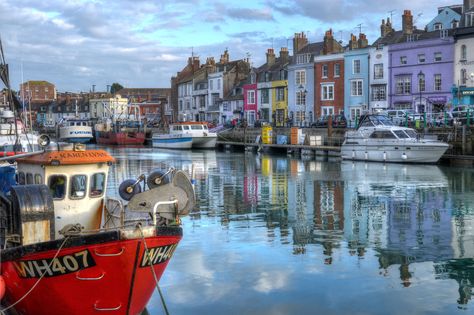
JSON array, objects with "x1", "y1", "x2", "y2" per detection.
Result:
[{"x1": 151, "y1": 133, "x2": 193, "y2": 149}]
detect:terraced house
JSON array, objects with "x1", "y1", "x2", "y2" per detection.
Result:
[{"x1": 256, "y1": 48, "x2": 290, "y2": 127}]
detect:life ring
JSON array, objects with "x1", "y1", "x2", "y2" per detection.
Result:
[{"x1": 118, "y1": 179, "x2": 142, "y2": 201}]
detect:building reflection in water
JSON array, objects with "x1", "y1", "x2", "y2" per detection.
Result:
[{"x1": 108, "y1": 147, "x2": 474, "y2": 308}]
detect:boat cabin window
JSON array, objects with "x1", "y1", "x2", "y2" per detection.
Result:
[
  {"x1": 369, "y1": 131, "x2": 397, "y2": 139},
  {"x1": 34, "y1": 174, "x2": 42, "y2": 184},
  {"x1": 191, "y1": 125, "x2": 203, "y2": 130},
  {"x1": 18, "y1": 172, "x2": 25, "y2": 185},
  {"x1": 393, "y1": 130, "x2": 409, "y2": 139},
  {"x1": 70, "y1": 175, "x2": 87, "y2": 199},
  {"x1": 182, "y1": 125, "x2": 191, "y2": 130},
  {"x1": 26, "y1": 173, "x2": 33, "y2": 184},
  {"x1": 49, "y1": 175, "x2": 66, "y2": 200},
  {"x1": 172, "y1": 126, "x2": 182, "y2": 131},
  {"x1": 90, "y1": 173, "x2": 105, "y2": 198}
]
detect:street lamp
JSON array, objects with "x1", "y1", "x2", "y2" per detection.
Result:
[
  {"x1": 418, "y1": 70, "x2": 424, "y2": 113},
  {"x1": 298, "y1": 85, "x2": 307, "y2": 127}
]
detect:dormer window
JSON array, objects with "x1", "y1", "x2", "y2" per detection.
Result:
[{"x1": 434, "y1": 22, "x2": 443, "y2": 30}]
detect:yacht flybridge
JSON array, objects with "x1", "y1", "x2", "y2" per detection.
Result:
[{"x1": 341, "y1": 114, "x2": 449, "y2": 163}]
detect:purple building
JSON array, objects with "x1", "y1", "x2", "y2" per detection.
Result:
[{"x1": 389, "y1": 32, "x2": 454, "y2": 113}]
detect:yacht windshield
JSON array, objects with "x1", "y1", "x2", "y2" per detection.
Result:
[
  {"x1": 393, "y1": 130, "x2": 409, "y2": 139},
  {"x1": 358, "y1": 115, "x2": 394, "y2": 128},
  {"x1": 404, "y1": 129, "x2": 418, "y2": 138}
]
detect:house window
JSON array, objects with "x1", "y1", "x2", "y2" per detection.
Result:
[
  {"x1": 452, "y1": 20, "x2": 459, "y2": 28},
  {"x1": 276, "y1": 87, "x2": 285, "y2": 101},
  {"x1": 247, "y1": 90, "x2": 255, "y2": 104},
  {"x1": 296, "y1": 54, "x2": 310, "y2": 64},
  {"x1": 334, "y1": 64, "x2": 340, "y2": 77},
  {"x1": 279, "y1": 69, "x2": 287, "y2": 80},
  {"x1": 322, "y1": 65, "x2": 328, "y2": 78},
  {"x1": 371, "y1": 85, "x2": 386, "y2": 101},
  {"x1": 395, "y1": 75, "x2": 411, "y2": 95},
  {"x1": 296, "y1": 90, "x2": 307, "y2": 105},
  {"x1": 418, "y1": 73, "x2": 425, "y2": 92},
  {"x1": 217, "y1": 79, "x2": 221, "y2": 90},
  {"x1": 295, "y1": 70, "x2": 306, "y2": 85},
  {"x1": 179, "y1": 100, "x2": 183, "y2": 111},
  {"x1": 434, "y1": 52, "x2": 442, "y2": 62},
  {"x1": 260, "y1": 88, "x2": 269, "y2": 103},
  {"x1": 461, "y1": 45, "x2": 467, "y2": 61},
  {"x1": 400, "y1": 56, "x2": 407, "y2": 65},
  {"x1": 434, "y1": 22, "x2": 443, "y2": 30},
  {"x1": 322, "y1": 106, "x2": 334, "y2": 116},
  {"x1": 321, "y1": 84, "x2": 334, "y2": 101},
  {"x1": 434, "y1": 74, "x2": 442, "y2": 91},
  {"x1": 418, "y1": 54, "x2": 425, "y2": 63},
  {"x1": 350, "y1": 80, "x2": 363, "y2": 96},
  {"x1": 461, "y1": 69, "x2": 467, "y2": 85},
  {"x1": 210, "y1": 80, "x2": 213, "y2": 90},
  {"x1": 374, "y1": 64, "x2": 383, "y2": 79},
  {"x1": 353, "y1": 60, "x2": 361, "y2": 74}
]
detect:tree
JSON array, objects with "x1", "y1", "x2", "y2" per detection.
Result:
[{"x1": 110, "y1": 82, "x2": 124, "y2": 94}]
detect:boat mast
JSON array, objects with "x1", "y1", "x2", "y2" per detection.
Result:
[{"x1": 0, "y1": 36, "x2": 20, "y2": 152}]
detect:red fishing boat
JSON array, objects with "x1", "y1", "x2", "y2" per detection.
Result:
[
  {"x1": 94, "y1": 105, "x2": 145, "y2": 145},
  {"x1": 0, "y1": 142, "x2": 195, "y2": 315}
]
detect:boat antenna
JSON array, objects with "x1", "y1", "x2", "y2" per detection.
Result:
[{"x1": 0, "y1": 36, "x2": 20, "y2": 153}]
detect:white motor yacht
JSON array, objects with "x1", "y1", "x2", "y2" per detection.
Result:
[
  {"x1": 341, "y1": 114, "x2": 449, "y2": 163},
  {"x1": 160, "y1": 122, "x2": 217, "y2": 149}
]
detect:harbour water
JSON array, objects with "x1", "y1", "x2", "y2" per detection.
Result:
[{"x1": 104, "y1": 146, "x2": 474, "y2": 315}]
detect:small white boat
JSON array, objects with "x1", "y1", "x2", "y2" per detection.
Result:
[
  {"x1": 59, "y1": 118, "x2": 93, "y2": 143},
  {"x1": 341, "y1": 114, "x2": 449, "y2": 163},
  {"x1": 152, "y1": 133, "x2": 193, "y2": 149},
  {"x1": 169, "y1": 122, "x2": 217, "y2": 149}
]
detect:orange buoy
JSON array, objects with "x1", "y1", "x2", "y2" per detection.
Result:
[{"x1": 0, "y1": 275, "x2": 5, "y2": 300}]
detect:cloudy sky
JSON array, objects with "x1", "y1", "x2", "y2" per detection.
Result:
[{"x1": 0, "y1": 0, "x2": 455, "y2": 92}]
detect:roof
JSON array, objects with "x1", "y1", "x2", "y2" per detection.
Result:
[
  {"x1": 296, "y1": 42, "x2": 324, "y2": 55},
  {"x1": 372, "y1": 29, "x2": 454, "y2": 46},
  {"x1": 19, "y1": 149, "x2": 115, "y2": 165}
]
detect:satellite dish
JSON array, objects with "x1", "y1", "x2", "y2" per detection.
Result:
[{"x1": 470, "y1": 72, "x2": 474, "y2": 79}]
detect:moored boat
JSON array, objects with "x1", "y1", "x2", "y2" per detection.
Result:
[
  {"x1": 341, "y1": 114, "x2": 449, "y2": 163},
  {"x1": 0, "y1": 143, "x2": 195, "y2": 314},
  {"x1": 167, "y1": 122, "x2": 217, "y2": 149},
  {"x1": 58, "y1": 117, "x2": 93, "y2": 143}
]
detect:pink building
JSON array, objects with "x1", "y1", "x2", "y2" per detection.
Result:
[{"x1": 243, "y1": 72, "x2": 258, "y2": 126}]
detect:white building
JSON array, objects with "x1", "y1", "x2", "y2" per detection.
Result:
[{"x1": 368, "y1": 44, "x2": 389, "y2": 111}]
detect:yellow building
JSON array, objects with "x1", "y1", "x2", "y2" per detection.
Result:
[
  {"x1": 271, "y1": 80, "x2": 288, "y2": 127},
  {"x1": 89, "y1": 95, "x2": 129, "y2": 120}
]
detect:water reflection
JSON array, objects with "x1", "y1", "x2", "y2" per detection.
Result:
[{"x1": 103, "y1": 146, "x2": 474, "y2": 314}]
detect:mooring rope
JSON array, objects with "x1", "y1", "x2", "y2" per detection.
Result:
[
  {"x1": 137, "y1": 224, "x2": 170, "y2": 315},
  {"x1": 0, "y1": 235, "x2": 70, "y2": 314}
]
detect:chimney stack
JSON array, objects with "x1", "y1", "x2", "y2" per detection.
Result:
[
  {"x1": 293, "y1": 32, "x2": 308, "y2": 53},
  {"x1": 358, "y1": 33, "x2": 368, "y2": 48},
  {"x1": 279, "y1": 47, "x2": 289, "y2": 63},
  {"x1": 220, "y1": 49, "x2": 229, "y2": 64},
  {"x1": 349, "y1": 33, "x2": 358, "y2": 50},
  {"x1": 402, "y1": 10, "x2": 413, "y2": 35},
  {"x1": 323, "y1": 29, "x2": 334, "y2": 55},
  {"x1": 380, "y1": 18, "x2": 394, "y2": 37},
  {"x1": 266, "y1": 48, "x2": 276, "y2": 66}
]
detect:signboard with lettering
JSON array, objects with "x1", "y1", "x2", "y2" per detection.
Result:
[{"x1": 14, "y1": 250, "x2": 96, "y2": 278}]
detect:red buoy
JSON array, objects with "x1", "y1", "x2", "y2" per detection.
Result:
[{"x1": 0, "y1": 275, "x2": 5, "y2": 300}]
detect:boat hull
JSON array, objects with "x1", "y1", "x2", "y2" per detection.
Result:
[
  {"x1": 1, "y1": 227, "x2": 182, "y2": 315},
  {"x1": 95, "y1": 131, "x2": 145, "y2": 145},
  {"x1": 59, "y1": 126, "x2": 93, "y2": 144},
  {"x1": 152, "y1": 134, "x2": 193, "y2": 149},
  {"x1": 341, "y1": 142, "x2": 449, "y2": 163},
  {"x1": 191, "y1": 136, "x2": 217, "y2": 149}
]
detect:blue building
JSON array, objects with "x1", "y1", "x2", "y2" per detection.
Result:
[
  {"x1": 426, "y1": 5, "x2": 462, "y2": 31},
  {"x1": 344, "y1": 34, "x2": 370, "y2": 125}
]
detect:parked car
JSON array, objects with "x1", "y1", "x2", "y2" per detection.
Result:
[
  {"x1": 311, "y1": 115, "x2": 347, "y2": 128},
  {"x1": 451, "y1": 105, "x2": 474, "y2": 123}
]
